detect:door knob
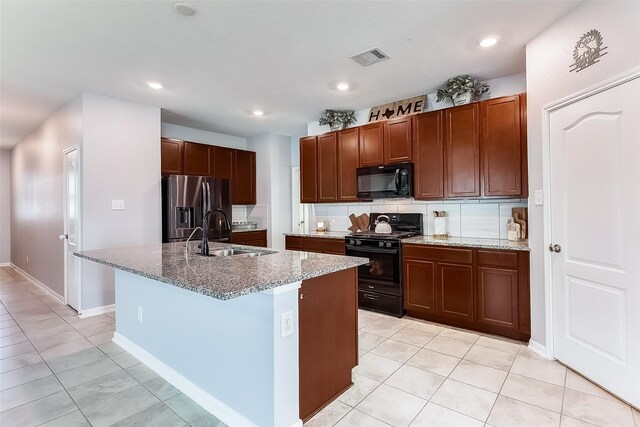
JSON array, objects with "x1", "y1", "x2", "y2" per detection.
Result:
[
  {"x1": 59, "y1": 234, "x2": 68, "y2": 241},
  {"x1": 548, "y1": 244, "x2": 562, "y2": 253}
]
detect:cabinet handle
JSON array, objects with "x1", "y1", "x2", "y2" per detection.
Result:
[
  {"x1": 363, "y1": 293, "x2": 379, "y2": 301},
  {"x1": 300, "y1": 293, "x2": 304, "y2": 300}
]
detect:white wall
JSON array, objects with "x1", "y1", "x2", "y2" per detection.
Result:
[
  {"x1": 10, "y1": 96, "x2": 83, "y2": 296},
  {"x1": 247, "y1": 133, "x2": 293, "y2": 250},
  {"x1": 0, "y1": 150, "x2": 11, "y2": 263},
  {"x1": 80, "y1": 93, "x2": 161, "y2": 310},
  {"x1": 526, "y1": 1, "x2": 640, "y2": 346},
  {"x1": 307, "y1": 72, "x2": 526, "y2": 136}
]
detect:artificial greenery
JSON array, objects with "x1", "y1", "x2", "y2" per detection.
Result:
[
  {"x1": 318, "y1": 109, "x2": 357, "y2": 130},
  {"x1": 436, "y1": 75, "x2": 490, "y2": 104}
]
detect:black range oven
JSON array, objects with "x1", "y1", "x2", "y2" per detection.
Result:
[{"x1": 344, "y1": 212, "x2": 423, "y2": 317}]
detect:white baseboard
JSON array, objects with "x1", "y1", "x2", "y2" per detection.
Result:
[
  {"x1": 79, "y1": 304, "x2": 115, "y2": 319},
  {"x1": 10, "y1": 263, "x2": 65, "y2": 304},
  {"x1": 528, "y1": 339, "x2": 553, "y2": 360},
  {"x1": 113, "y1": 332, "x2": 276, "y2": 427},
  {"x1": 0, "y1": 262, "x2": 11, "y2": 267}
]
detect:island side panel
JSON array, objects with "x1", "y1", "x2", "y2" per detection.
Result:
[
  {"x1": 299, "y1": 267, "x2": 358, "y2": 421},
  {"x1": 113, "y1": 270, "x2": 301, "y2": 427}
]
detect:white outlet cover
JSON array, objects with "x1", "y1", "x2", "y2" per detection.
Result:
[
  {"x1": 534, "y1": 190, "x2": 543, "y2": 206},
  {"x1": 112, "y1": 200, "x2": 125, "y2": 210},
  {"x1": 137, "y1": 306, "x2": 143, "y2": 322},
  {"x1": 281, "y1": 311, "x2": 293, "y2": 338}
]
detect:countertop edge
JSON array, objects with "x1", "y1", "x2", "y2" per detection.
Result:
[
  {"x1": 73, "y1": 251, "x2": 368, "y2": 300},
  {"x1": 283, "y1": 232, "x2": 347, "y2": 240},
  {"x1": 232, "y1": 228, "x2": 267, "y2": 233}
]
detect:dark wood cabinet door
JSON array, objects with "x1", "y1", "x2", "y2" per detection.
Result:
[
  {"x1": 160, "y1": 138, "x2": 184, "y2": 174},
  {"x1": 437, "y1": 262, "x2": 474, "y2": 321},
  {"x1": 481, "y1": 95, "x2": 523, "y2": 197},
  {"x1": 413, "y1": 111, "x2": 444, "y2": 199},
  {"x1": 337, "y1": 128, "x2": 359, "y2": 201},
  {"x1": 233, "y1": 150, "x2": 256, "y2": 204},
  {"x1": 212, "y1": 147, "x2": 234, "y2": 180},
  {"x1": 300, "y1": 136, "x2": 318, "y2": 203},
  {"x1": 317, "y1": 133, "x2": 338, "y2": 202},
  {"x1": 404, "y1": 259, "x2": 436, "y2": 314},
  {"x1": 477, "y1": 267, "x2": 519, "y2": 330},
  {"x1": 384, "y1": 116, "x2": 412, "y2": 164},
  {"x1": 299, "y1": 268, "x2": 357, "y2": 421},
  {"x1": 445, "y1": 104, "x2": 480, "y2": 197},
  {"x1": 230, "y1": 230, "x2": 267, "y2": 247},
  {"x1": 183, "y1": 142, "x2": 211, "y2": 176},
  {"x1": 359, "y1": 122, "x2": 385, "y2": 166}
]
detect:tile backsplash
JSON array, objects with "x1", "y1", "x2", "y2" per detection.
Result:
[{"x1": 308, "y1": 199, "x2": 528, "y2": 240}]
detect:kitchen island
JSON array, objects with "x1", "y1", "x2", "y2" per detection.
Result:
[{"x1": 74, "y1": 242, "x2": 368, "y2": 427}]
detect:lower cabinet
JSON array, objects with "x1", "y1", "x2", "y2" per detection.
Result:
[
  {"x1": 299, "y1": 268, "x2": 357, "y2": 421},
  {"x1": 230, "y1": 230, "x2": 267, "y2": 247},
  {"x1": 404, "y1": 244, "x2": 530, "y2": 341},
  {"x1": 285, "y1": 236, "x2": 345, "y2": 255}
]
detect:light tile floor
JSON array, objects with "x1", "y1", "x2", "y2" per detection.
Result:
[
  {"x1": 2, "y1": 266, "x2": 639, "y2": 427},
  {"x1": 307, "y1": 309, "x2": 640, "y2": 427},
  {"x1": 0, "y1": 267, "x2": 225, "y2": 427}
]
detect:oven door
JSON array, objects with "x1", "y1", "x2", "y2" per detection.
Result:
[{"x1": 345, "y1": 245, "x2": 401, "y2": 296}]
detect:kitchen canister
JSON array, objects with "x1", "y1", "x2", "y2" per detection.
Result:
[{"x1": 433, "y1": 211, "x2": 448, "y2": 239}]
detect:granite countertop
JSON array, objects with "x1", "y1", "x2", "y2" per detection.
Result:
[
  {"x1": 232, "y1": 228, "x2": 267, "y2": 233},
  {"x1": 74, "y1": 242, "x2": 368, "y2": 300},
  {"x1": 283, "y1": 231, "x2": 349, "y2": 239},
  {"x1": 402, "y1": 235, "x2": 530, "y2": 251}
]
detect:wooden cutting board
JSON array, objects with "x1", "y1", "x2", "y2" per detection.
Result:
[{"x1": 349, "y1": 213, "x2": 369, "y2": 232}]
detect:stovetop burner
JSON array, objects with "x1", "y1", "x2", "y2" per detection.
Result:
[{"x1": 348, "y1": 230, "x2": 418, "y2": 240}]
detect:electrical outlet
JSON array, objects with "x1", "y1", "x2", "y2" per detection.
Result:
[
  {"x1": 112, "y1": 200, "x2": 125, "y2": 210},
  {"x1": 281, "y1": 311, "x2": 293, "y2": 338},
  {"x1": 534, "y1": 190, "x2": 543, "y2": 206},
  {"x1": 137, "y1": 306, "x2": 143, "y2": 322}
]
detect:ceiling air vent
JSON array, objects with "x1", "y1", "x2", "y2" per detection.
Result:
[{"x1": 350, "y1": 48, "x2": 390, "y2": 66}]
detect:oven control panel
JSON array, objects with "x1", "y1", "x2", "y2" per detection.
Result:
[{"x1": 345, "y1": 238, "x2": 401, "y2": 250}]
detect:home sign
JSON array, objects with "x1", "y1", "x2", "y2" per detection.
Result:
[{"x1": 368, "y1": 95, "x2": 427, "y2": 122}]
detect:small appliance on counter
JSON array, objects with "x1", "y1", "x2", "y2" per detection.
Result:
[
  {"x1": 315, "y1": 219, "x2": 329, "y2": 232},
  {"x1": 345, "y1": 212, "x2": 423, "y2": 317},
  {"x1": 232, "y1": 221, "x2": 258, "y2": 231},
  {"x1": 162, "y1": 175, "x2": 232, "y2": 244}
]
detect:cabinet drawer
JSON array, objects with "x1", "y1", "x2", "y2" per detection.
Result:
[
  {"x1": 403, "y1": 245, "x2": 473, "y2": 264},
  {"x1": 477, "y1": 250, "x2": 518, "y2": 268},
  {"x1": 303, "y1": 238, "x2": 345, "y2": 255},
  {"x1": 285, "y1": 236, "x2": 304, "y2": 251}
]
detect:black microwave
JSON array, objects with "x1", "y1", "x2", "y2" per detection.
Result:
[{"x1": 356, "y1": 162, "x2": 413, "y2": 199}]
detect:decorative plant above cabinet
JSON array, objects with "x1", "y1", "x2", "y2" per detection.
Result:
[
  {"x1": 436, "y1": 75, "x2": 490, "y2": 106},
  {"x1": 318, "y1": 110, "x2": 357, "y2": 131}
]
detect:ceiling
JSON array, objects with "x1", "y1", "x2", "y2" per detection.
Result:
[{"x1": 0, "y1": 1, "x2": 580, "y2": 148}]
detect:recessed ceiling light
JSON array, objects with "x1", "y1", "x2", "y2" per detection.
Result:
[
  {"x1": 252, "y1": 110, "x2": 264, "y2": 116},
  {"x1": 336, "y1": 82, "x2": 349, "y2": 91},
  {"x1": 147, "y1": 81, "x2": 163, "y2": 90},
  {"x1": 478, "y1": 36, "x2": 499, "y2": 48},
  {"x1": 173, "y1": 2, "x2": 196, "y2": 16}
]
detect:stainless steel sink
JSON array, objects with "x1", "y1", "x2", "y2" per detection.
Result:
[{"x1": 198, "y1": 248, "x2": 272, "y2": 257}]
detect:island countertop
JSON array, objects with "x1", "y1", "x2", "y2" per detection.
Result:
[{"x1": 74, "y1": 242, "x2": 368, "y2": 300}]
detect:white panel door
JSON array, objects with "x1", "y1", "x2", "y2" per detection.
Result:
[
  {"x1": 550, "y1": 77, "x2": 640, "y2": 407},
  {"x1": 63, "y1": 146, "x2": 81, "y2": 311}
]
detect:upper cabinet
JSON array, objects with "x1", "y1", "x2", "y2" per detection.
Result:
[
  {"x1": 384, "y1": 116, "x2": 412, "y2": 164},
  {"x1": 481, "y1": 94, "x2": 527, "y2": 197},
  {"x1": 445, "y1": 103, "x2": 481, "y2": 198},
  {"x1": 160, "y1": 139, "x2": 257, "y2": 205},
  {"x1": 300, "y1": 136, "x2": 318, "y2": 203},
  {"x1": 413, "y1": 111, "x2": 444, "y2": 199},
  {"x1": 337, "y1": 128, "x2": 360, "y2": 202},
  {"x1": 233, "y1": 149, "x2": 256, "y2": 205},
  {"x1": 160, "y1": 138, "x2": 184, "y2": 175},
  {"x1": 317, "y1": 133, "x2": 338, "y2": 202},
  {"x1": 359, "y1": 122, "x2": 385, "y2": 167}
]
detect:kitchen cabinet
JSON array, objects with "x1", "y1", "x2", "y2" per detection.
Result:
[
  {"x1": 358, "y1": 122, "x2": 385, "y2": 167},
  {"x1": 300, "y1": 136, "x2": 318, "y2": 203},
  {"x1": 403, "y1": 244, "x2": 530, "y2": 341},
  {"x1": 212, "y1": 146, "x2": 234, "y2": 180},
  {"x1": 445, "y1": 103, "x2": 481, "y2": 197},
  {"x1": 481, "y1": 95, "x2": 524, "y2": 197},
  {"x1": 299, "y1": 267, "x2": 357, "y2": 421},
  {"x1": 183, "y1": 141, "x2": 211, "y2": 176},
  {"x1": 384, "y1": 116, "x2": 412, "y2": 164},
  {"x1": 337, "y1": 128, "x2": 359, "y2": 201},
  {"x1": 413, "y1": 111, "x2": 444, "y2": 199},
  {"x1": 230, "y1": 230, "x2": 267, "y2": 247},
  {"x1": 161, "y1": 138, "x2": 184, "y2": 174},
  {"x1": 285, "y1": 236, "x2": 345, "y2": 255},
  {"x1": 233, "y1": 149, "x2": 256, "y2": 205},
  {"x1": 317, "y1": 133, "x2": 338, "y2": 202}
]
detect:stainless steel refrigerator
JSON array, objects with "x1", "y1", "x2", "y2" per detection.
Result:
[{"x1": 162, "y1": 175, "x2": 232, "y2": 243}]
